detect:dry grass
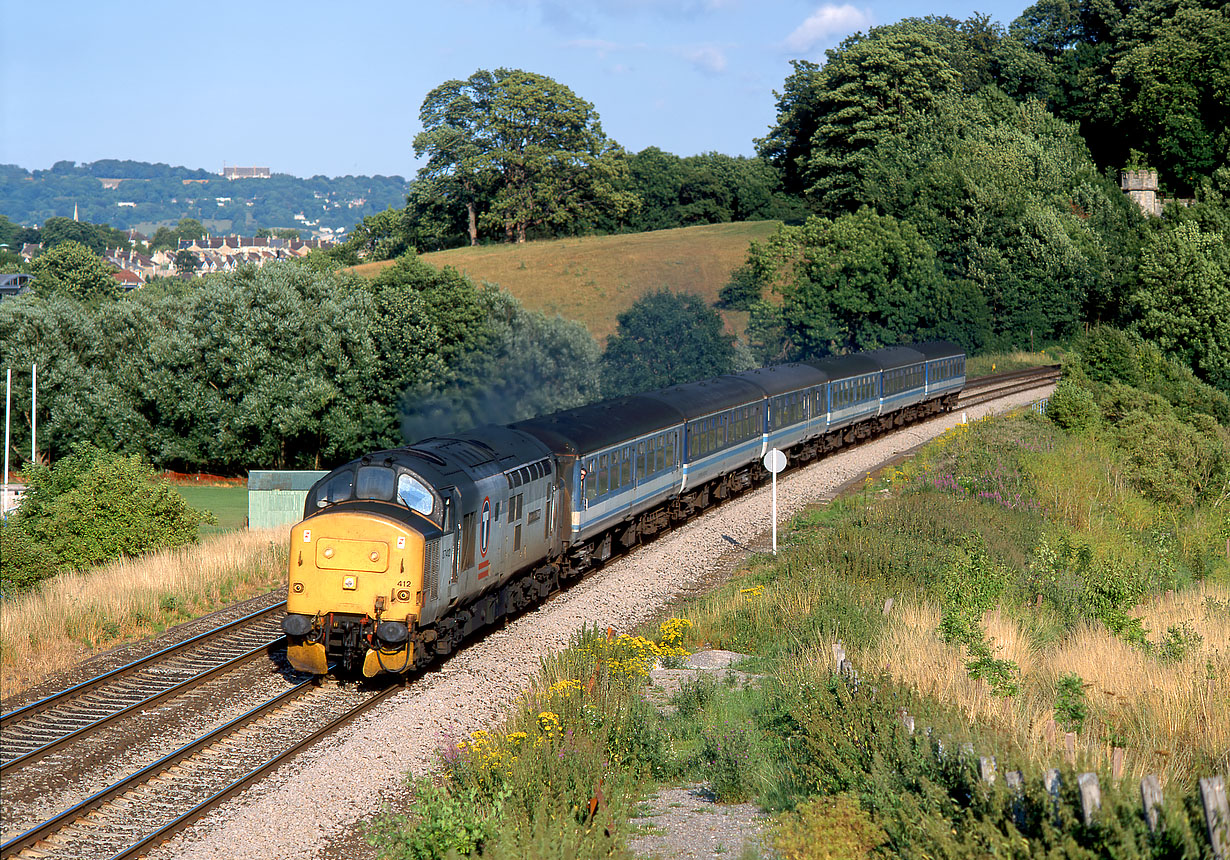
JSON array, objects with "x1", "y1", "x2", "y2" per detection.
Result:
[
  {"x1": 0, "y1": 528, "x2": 288, "y2": 699},
  {"x1": 966, "y1": 350, "x2": 1062, "y2": 378},
  {"x1": 867, "y1": 583, "x2": 1230, "y2": 786},
  {"x1": 350, "y1": 221, "x2": 781, "y2": 343}
]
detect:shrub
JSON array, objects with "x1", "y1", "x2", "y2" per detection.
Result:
[
  {"x1": 1053, "y1": 672, "x2": 1088, "y2": 734},
  {"x1": 370, "y1": 778, "x2": 493, "y2": 859},
  {"x1": 1046, "y1": 378, "x2": 1101, "y2": 431},
  {"x1": 3, "y1": 445, "x2": 214, "y2": 589},
  {"x1": 773, "y1": 794, "x2": 886, "y2": 860},
  {"x1": 698, "y1": 722, "x2": 758, "y2": 802},
  {"x1": 0, "y1": 520, "x2": 54, "y2": 593}
]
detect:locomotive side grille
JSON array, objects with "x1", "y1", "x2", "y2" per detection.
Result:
[{"x1": 424, "y1": 538, "x2": 440, "y2": 600}]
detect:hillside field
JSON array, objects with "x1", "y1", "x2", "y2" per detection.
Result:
[{"x1": 350, "y1": 221, "x2": 781, "y2": 343}]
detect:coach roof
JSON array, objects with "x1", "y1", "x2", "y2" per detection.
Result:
[
  {"x1": 512, "y1": 395, "x2": 684, "y2": 456},
  {"x1": 727, "y1": 362, "x2": 829, "y2": 397}
]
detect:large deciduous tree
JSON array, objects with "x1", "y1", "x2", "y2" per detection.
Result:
[
  {"x1": 413, "y1": 68, "x2": 636, "y2": 244},
  {"x1": 29, "y1": 241, "x2": 120, "y2": 303},
  {"x1": 600, "y1": 290, "x2": 736, "y2": 397}
]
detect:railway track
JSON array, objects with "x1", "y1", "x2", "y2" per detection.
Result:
[
  {"x1": 1, "y1": 603, "x2": 288, "y2": 774},
  {"x1": 0, "y1": 367, "x2": 1058, "y2": 859},
  {"x1": 959, "y1": 364, "x2": 1060, "y2": 408},
  {"x1": 1, "y1": 675, "x2": 400, "y2": 860}
]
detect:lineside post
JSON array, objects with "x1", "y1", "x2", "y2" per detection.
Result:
[{"x1": 763, "y1": 448, "x2": 786, "y2": 556}]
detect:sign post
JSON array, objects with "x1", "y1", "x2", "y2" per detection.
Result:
[{"x1": 763, "y1": 448, "x2": 787, "y2": 555}]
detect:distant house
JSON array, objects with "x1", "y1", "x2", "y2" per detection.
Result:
[
  {"x1": 112, "y1": 269, "x2": 143, "y2": 290},
  {"x1": 0, "y1": 272, "x2": 34, "y2": 300},
  {"x1": 223, "y1": 166, "x2": 271, "y2": 180}
]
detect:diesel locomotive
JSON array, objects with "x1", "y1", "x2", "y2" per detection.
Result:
[{"x1": 282, "y1": 341, "x2": 966, "y2": 677}]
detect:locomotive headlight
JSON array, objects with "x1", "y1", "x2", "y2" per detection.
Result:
[
  {"x1": 292, "y1": 582, "x2": 304, "y2": 593},
  {"x1": 395, "y1": 588, "x2": 412, "y2": 602},
  {"x1": 343, "y1": 576, "x2": 357, "y2": 590}
]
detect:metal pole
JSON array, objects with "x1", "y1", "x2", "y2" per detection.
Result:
[
  {"x1": 3, "y1": 368, "x2": 10, "y2": 519},
  {"x1": 771, "y1": 467, "x2": 778, "y2": 556},
  {"x1": 31, "y1": 363, "x2": 36, "y2": 464}
]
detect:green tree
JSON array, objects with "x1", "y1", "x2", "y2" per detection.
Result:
[
  {"x1": 28, "y1": 241, "x2": 120, "y2": 302},
  {"x1": 38, "y1": 216, "x2": 130, "y2": 254},
  {"x1": 174, "y1": 249, "x2": 200, "y2": 276},
  {"x1": 413, "y1": 68, "x2": 637, "y2": 244},
  {"x1": 601, "y1": 290, "x2": 736, "y2": 397},
  {"x1": 757, "y1": 211, "x2": 961, "y2": 357},
  {"x1": 1131, "y1": 220, "x2": 1230, "y2": 390}
]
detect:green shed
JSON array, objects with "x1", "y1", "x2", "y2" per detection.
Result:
[{"x1": 247, "y1": 471, "x2": 328, "y2": 530}]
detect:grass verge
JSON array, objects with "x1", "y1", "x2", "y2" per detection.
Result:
[{"x1": 0, "y1": 527, "x2": 287, "y2": 699}]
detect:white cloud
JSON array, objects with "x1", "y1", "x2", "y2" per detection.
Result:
[
  {"x1": 681, "y1": 45, "x2": 728, "y2": 73},
  {"x1": 784, "y1": 4, "x2": 873, "y2": 53}
]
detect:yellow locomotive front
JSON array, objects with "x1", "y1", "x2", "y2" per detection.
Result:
[{"x1": 282, "y1": 460, "x2": 444, "y2": 678}]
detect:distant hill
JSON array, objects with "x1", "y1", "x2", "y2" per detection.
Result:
[
  {"x1": 350, "y1": 221, "x2": 781, "y2": 343},
  {"x1": 0, "y1": 160, "x2": 408, "y2": 236}
]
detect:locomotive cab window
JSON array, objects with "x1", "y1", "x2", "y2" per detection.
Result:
[
  {"x1": 356, "y1": 466, "x2": 395, "y2": 501},
  {"x1": 314, "y1": 470, "x2": 354, "y2": 508},
  {"x1": 396, "y1": 473, "x2": 435, "y2": 515}
]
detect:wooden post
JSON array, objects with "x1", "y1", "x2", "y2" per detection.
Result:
[
  {"x1": 1078, "y1": 773, "x2": 1101, "y2": 825},
  {"x1": 1065, "y1": 731, "x2": 1077, "y2": 765},
  {"x1": 1200, "y1": 776, "x2": 1229, "y2": 859},
  {"x1": 883, "y1": 596, "x2": 894, "y2": 615},
  {"x1": 1045, "y1": 719, "x2": 1057, "y2": 746},
  {"x1": 1141, "y1": 774, "x2": 1163, "y2": 833},
  {"x1": 1112, "y1": 747, "x2": 1125, "y2": 780},
  {"x1": 903, "y1": 715, "x2": 915, "y2": 735}
]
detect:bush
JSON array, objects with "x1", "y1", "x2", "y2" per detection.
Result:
[
  {"x1": 0, "y1": 520, "x2": 53, "y2": 593},
  {"x1": 3, "y1": 446, "x2": 213, "y2": 589},
  {"x1": 773, "y1": 794, "x2": 886, "y2": 860},
  {"x1": 1046, "y1": 378, "x2": 1101, "y2": 431}
]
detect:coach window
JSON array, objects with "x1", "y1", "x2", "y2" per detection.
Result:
[
  {"x1": 598, "y1": 454, "x2": 609, "y2": 495},
  {"x1": 584, "y1": 458, "x2": 597, "y2": 500},
  {"x1": 618, "y1": 448, "x2": 629, "y2": 486},
  {"x1": 637, "y1": 441, "x2": 646, "y2": 477}
]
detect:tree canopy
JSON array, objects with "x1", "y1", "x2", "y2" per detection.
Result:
[
  {"x1": 600, "y1": 290, "x2": 738, "y2": 397},
  {"x1": 413, "y1": 68, "x2": 637, "y2": 244}
]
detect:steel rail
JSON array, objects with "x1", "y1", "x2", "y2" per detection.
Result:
[
  {"x1": 0, "y1": 636, "x2": 287, "y2": 776},
  {"x1": 107, "y1": 681, "x2": 404, "y2": 860},
  {"x1": 1, "y1": 602, "x2": 288, "y2": 727},
  {"x1": 0, "y1": 676, "x2": 321, "y2": 859}
]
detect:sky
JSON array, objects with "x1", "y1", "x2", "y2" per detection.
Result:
[{"x1": 1, "y1": 0, "x2": 1031, "y2": 181}]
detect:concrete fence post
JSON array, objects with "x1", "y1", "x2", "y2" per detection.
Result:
[
  {"x1": 1078, "y1": 773, "x2": 1101, "y2": 825},
  {"x1": 1141, "y1": 774, "x2": 1163, "y2": 833},
  {"x1": 979, "y1": 756, "x2": 997, "y2": 786},
  {"x1": 1200, "y1": 776, "x2": 1228, "y2": 859}
]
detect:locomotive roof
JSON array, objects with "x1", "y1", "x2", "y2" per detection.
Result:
[
  {"x1": 639, "y1": 375, "x2": 765, "y2": 420},
  {"x1": 913, "y1": 340, "x2": 965, "y2": 361},
  {"x1": 860, "y1": 346, "x2": 926, "y2": 371},
  {"x1": 512, "y1": 395, "x2": 684, "y2": 457},
  {"x1": 804, "y1": 354, "x2": 882, "y2": 378},
  {"x1": 727, "y1": 362, "x2": 829, "y2": 397}
]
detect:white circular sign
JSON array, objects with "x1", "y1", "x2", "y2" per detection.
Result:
[{"x1": 763, "y1": 448, "x2": 787, "y2": 474}]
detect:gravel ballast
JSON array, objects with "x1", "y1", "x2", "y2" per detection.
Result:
[{"x1": 151, "y1": 387, "x2": 1052, "y2": 860}]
